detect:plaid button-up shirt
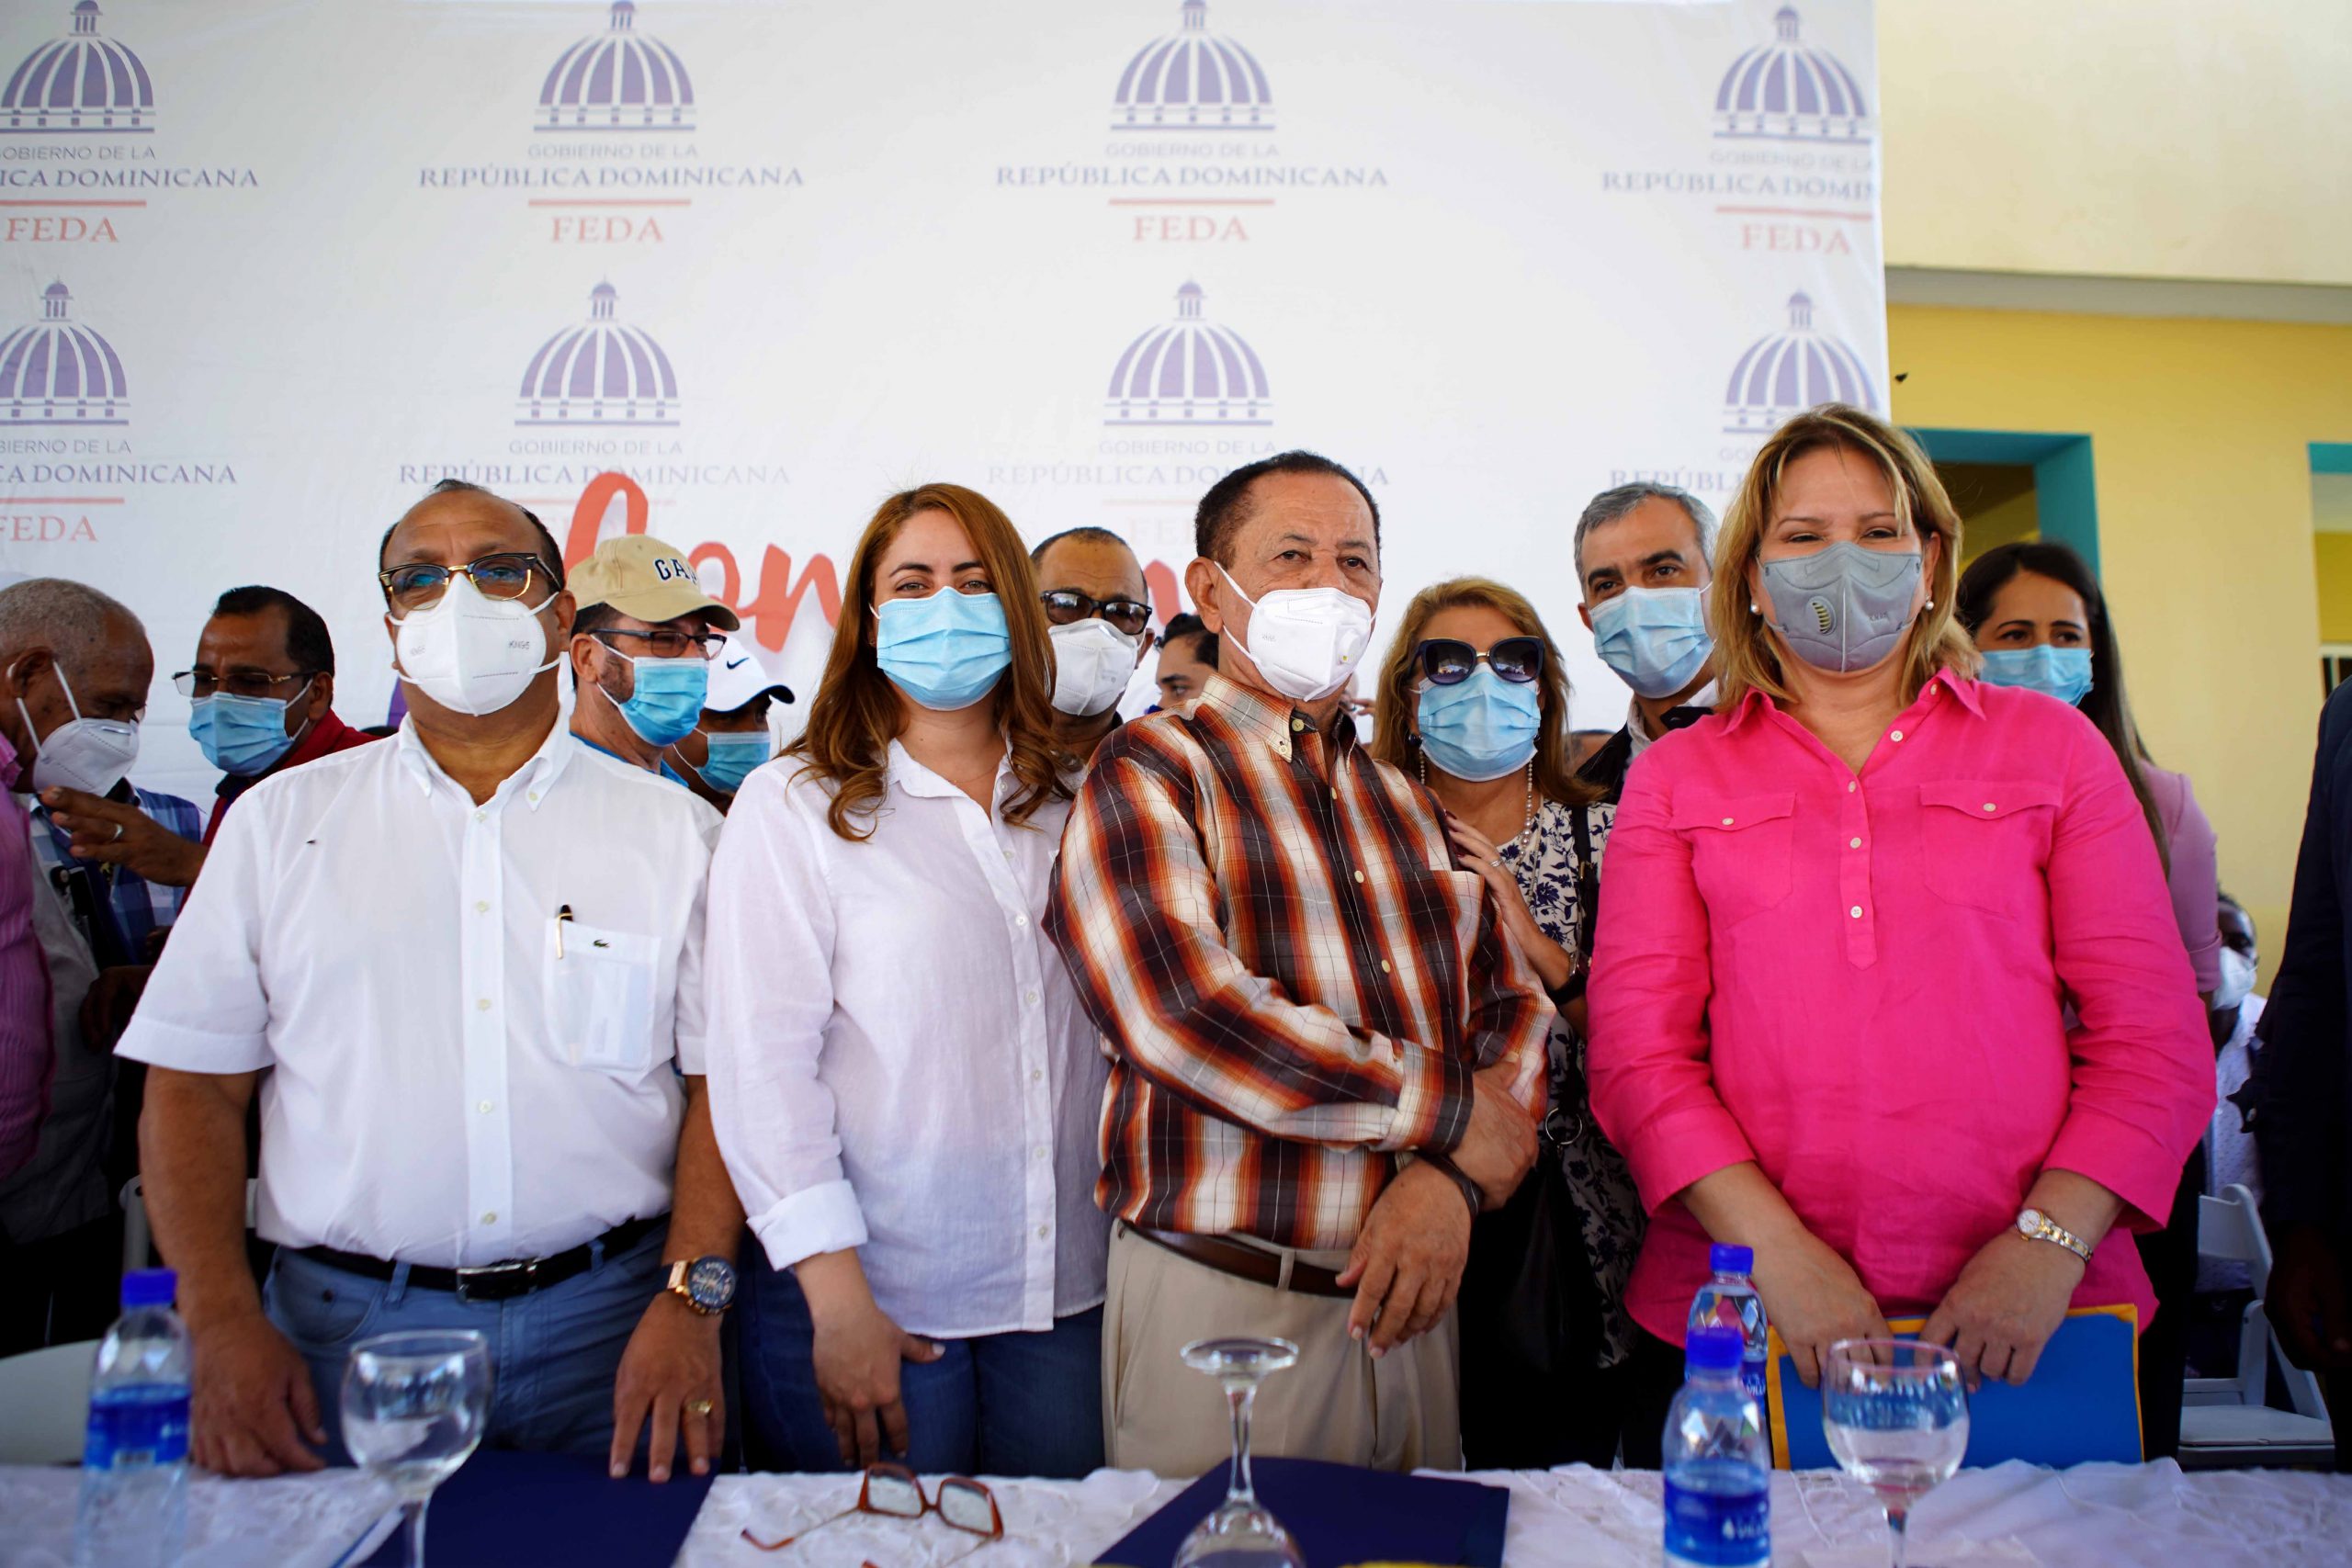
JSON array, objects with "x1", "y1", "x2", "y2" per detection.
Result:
[
  {"x1": 28, "y1": 784, "x2": 202, "y2": 968},
  {"x1": 1046, "y1": 672, "x2": 1552, "y2": 1250}
]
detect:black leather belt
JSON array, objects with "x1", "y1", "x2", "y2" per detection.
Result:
[
  {"x1": 1130, "y1": 1224, "x2": 1355, "y2": 1299},
  {"x1": 293, "y1": 1213, "x2": 667, "y2": 1303}
]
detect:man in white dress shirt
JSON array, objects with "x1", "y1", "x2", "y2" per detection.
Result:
[{"x1": 120, "y1": 481, "x2": 743, "y2": 1483}]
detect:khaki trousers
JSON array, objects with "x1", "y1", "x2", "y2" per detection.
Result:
[{"x1": 1101, "y1": 1223, "x2": 1462, "y2": 1476}]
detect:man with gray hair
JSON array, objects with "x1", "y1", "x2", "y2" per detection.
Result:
[
  {"x1": 0, "y1": 577, "x2": 204, "y2": 1351},
  {"x1": 1571, "y1": 482, "x2": 1721, "y2": 805}
]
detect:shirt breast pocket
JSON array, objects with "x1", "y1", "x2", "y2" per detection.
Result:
[
  {"x1": 1669, "y1": 793, "x2": 1795, "y2": 930},
  {"x1": 546, "y1": 919, "x2": 663, "y2": 1078},
  {"x1": 1917, "y1": 779, "x2": 2060, "y2": 914}
]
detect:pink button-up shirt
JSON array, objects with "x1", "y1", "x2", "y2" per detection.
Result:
[{"x1": 1589, "y1": 671, "x2": 2213, "y2": 1343}]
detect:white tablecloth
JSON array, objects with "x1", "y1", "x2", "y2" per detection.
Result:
[{"x1": 3, "y1": 1461, "x2": 2347, "y2": 1567}]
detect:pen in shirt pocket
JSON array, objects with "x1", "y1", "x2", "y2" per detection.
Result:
[{"x1": 556, "y1": 903, "x2": 574, "y2": 958}]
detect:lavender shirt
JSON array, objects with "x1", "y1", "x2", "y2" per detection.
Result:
[
  {"x1": 0, "y1": 733, "x2": 51, "y2": 1181},
  {"x1": 2143, "y1": 764, "x2": 2222, "y2": 997}
]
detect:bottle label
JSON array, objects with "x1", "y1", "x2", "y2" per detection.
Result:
[
  {"x1": 1743, "y1": 1363, "x2": 1768, "y2": 1404},
  {"x1": 84, "y1": 1389, "x2": 190, "y2": 1471},
  {"x1": 1664, "y1": 1473, "x2": 1770, "y2": 1567}
]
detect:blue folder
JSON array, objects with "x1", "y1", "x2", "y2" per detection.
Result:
[
  {"x1": 1764, "y1": 1305, "x2": 2142, "y2": 1470},
  {"x1": 356, "y1": 1450, "x2": 715, "y2": 1567},
  {"x1": 1100, "y1": 1457, "x2": 1510, "y2": 1568}
]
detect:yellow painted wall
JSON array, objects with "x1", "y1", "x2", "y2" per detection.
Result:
[
  {"x1": 1879, "y1": 0, "x2": 2352, "y2": 286},
  {"x1": 1890, "y1": 304, "x2": 2352, "y2": 966},
  {"x1": 2316, "y1": 534, "x2": 2352, "y2": 645}
]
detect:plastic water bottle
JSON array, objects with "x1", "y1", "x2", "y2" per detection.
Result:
[
  {"x1": 1663, "y1": 1326, "x2": 1770, "y2": 1567},
  {"x1": 75, "y1": 1267, "x2": 191, "y2": 1568},
  {"x1": 1688, "y1": 1243, "x2": 1770, "y2": 1415}
]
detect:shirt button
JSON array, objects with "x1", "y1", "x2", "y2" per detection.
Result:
[
  {"x1": 1014, "y1": 913, "x2": 1029, "y2": 929},
  {"x1": 1032, "y1": 1067, "x2": 1044, "y2": 1083},
  {"x1": 1379, "y1": 960, "x2": 1393, "y2": 975},
  {"x1": 1036, "y1": 1224, "x2": 1051, "y2": 1239},
  {"x1": 1352, "y1": 869, "x2": 1365, "y2": 884},
  {"x1": 1847, "y1": 781, "x2": 1858, "y2": 794},
  {"x1": 527, "y1": 791, "x2": 539, "y2": 803},
  {"x1": 1849, "y1": 837, "x2": 1862, "y2": 850},
  {"x1": 473, "y1": 810, "x2": 487, "y2": 823},
  {"x1": 1849, "y1": 906, "x2": 1864, "y2": 919},
  {"x1": 478, "y1": 1100, "x2": 493, "y2": 1113},
  {"x1": 1890, "y1": 729, "x2": 1905, "y2": 742},
  {"x1": 475, "y1": 998, "x2": 492, "y2": 1011},
  {"x1": 1002, "y1": 849, "x2": 1013, "y2": 862},
  {"x1": 1721, "y1": 817, "x2": 1735, "y2": 827},
  {"x1": 1034, "y1": 1145, "x2": 1047, "y2": 1161},
  {"x1": 1291, "y1": 718, "x2": 1306, "y2": 732},
  {"x1": 481, "y1": 1211, "x2": 497, "y2": 1224},
  {"x1": 474, "y1": 900, "x2": 489, "y2": 913},
  {"x1": 1983, "y1": 802, "x2": 1996, "y2": 813},
  {"x1": 1024, "y1": 988, "x2": 1039, "y2": 1007}
]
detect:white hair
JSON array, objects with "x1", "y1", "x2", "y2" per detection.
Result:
[{"x1": 0, "y1": 576, "x2": 145, "y2": 677}]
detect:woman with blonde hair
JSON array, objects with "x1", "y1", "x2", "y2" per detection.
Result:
[
  {"x1": 1587, "y1": 406, "x2": 2212, "y2": 1422},
  {"x1": 1372, "y1": 577, "x2": 1646, "y2": 1466},
  {"x1": 702, "y1": 483, "x2": 1109, "y2": 1476}
]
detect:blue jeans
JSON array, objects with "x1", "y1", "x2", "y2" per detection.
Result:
[
  {"x1": 738, "y1": 1262, "x2": 1103, "y2": 1478},
  {"x1": 264, "y1": 1226, "x2": 665, "y2": 1464}
]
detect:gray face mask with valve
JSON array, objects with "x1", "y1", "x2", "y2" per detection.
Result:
[{"x1": 1759, "y1": 542, "x2": 1923, "y2": 674}]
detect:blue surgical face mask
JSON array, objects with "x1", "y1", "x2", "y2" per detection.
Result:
[
  {"x1": 1978, "y1": 644, "x2": 2093, "y2": 707},
  {"x1": 1416, "y1": 666, "x2": 1541, "y2": 782},
  {"x1": 600, "y1": 649, "x2": 708, "y2": 747},
  {"x1": 1589, "y1": 585, "x2": 1713, "y2": 699},
  {"x1": 694, "y1": 730, "x2": 775, "y2": 794},
  {"x1": 188, "y1": 682, "x2": 311, "y2": 777},
  {"x1": 1759, "y1": 542, "x2": 1923, "y2": 674},
  {"x1": 875, "y1": 590, "x2": 1012, "y2": 712}
]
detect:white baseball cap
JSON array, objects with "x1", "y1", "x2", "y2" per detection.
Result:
[{"x1": 704, "y1": 637, "x2": 794, "y2": 713}]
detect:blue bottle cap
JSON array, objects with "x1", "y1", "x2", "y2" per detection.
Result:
[
  {"x1": 1685, "y1": 1325, "x2": 1744, "y2": 1371},
  {"x1": 1710, "y1": 1243, "x2": 1754, "y2": 1275},
  {"x1": 120, "y1": 1268, "x2": 176, "y2": 1309}
]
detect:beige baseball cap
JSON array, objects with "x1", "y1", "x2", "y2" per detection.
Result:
[{"x1": 569, "y1": 535, "x2": 741, "y2": 631}]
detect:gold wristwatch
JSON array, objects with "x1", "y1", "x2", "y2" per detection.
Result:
[{"x1": 2015, "y1": 1207, "x2": 2092, "y2": 1263}]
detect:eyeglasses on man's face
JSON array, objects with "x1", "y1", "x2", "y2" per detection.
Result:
[
  {"x1": 589, "y1": 626, "x2": 720, "y2": 661},
  {"x1": 1415, "y1": 636, "x2": 1544, "y2": 686},
  {"x1": 172, "y1": 667, "x2": 318, "y2": 701},
  {"x1": 1040, "y1": 588, "x2": 1152, "y2": 638},
  {"x1": 378, "y1": 552, "x2": 553, "y2": 613}
]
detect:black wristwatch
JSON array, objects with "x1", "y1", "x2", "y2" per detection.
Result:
[{"x1": 662, "y1": 1256, "x2": 738, "y2": 1315}]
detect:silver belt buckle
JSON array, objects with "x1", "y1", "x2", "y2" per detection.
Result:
[{"x1": 453, "y1": 1257, "x2": 540, "y2": 1303}]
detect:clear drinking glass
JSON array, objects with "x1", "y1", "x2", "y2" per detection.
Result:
[
  {"x1": 1173, "y1": 1337, "x2": 1306, "y2": 1568},
  {"x1": 1821, "y1": 1339, "x2": 1970, "y2": 1568},
  {"x1": 342, "y1": 1329, "x2": 493, "y2": 1568}
]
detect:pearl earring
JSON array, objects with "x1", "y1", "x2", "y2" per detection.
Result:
[{"x1": 1748, "y1": 602, "x2": 1760, "y2": 615}]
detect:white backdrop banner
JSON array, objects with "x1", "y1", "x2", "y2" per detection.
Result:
[{"x1": 0, "y1": 0, "x2": 1883, "y2": 804}]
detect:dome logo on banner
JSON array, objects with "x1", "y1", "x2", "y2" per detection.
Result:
[
  {"x1": 0, "y1": 0, "x2": 152, "y2": 136},
  {"x1": 1721, "y1": 292, "x2": 1877, "y2": 435},
  {"x1": 1104, "y1": 282, "x2": 1272, "y2": 427},
  {"x1": 0, "y1": 280, "x2": 126, "y2": 424},
  {"x1": 516, "y1": 282, "x2": 681, "y2": 426},
  {"x1": 537, "y1": 0, "x2": 694, "y2": 135},
  {"x1": 1112, "y1": 0, "x2": 1273, "y2": 134},
  {"x1": 1713, "y1": 6, "x2": 1871, "y2": 145}
]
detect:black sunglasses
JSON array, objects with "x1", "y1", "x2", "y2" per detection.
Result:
[
  {"x1": 1416, "y1": 637, "x2": 1544, "y2": 686},
  {"x1": 1040, "y1": 588, "x2": 1152, "y2": 638}
]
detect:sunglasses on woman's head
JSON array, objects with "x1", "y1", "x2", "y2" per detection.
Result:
[{"x1": 1416, "y1": 637, "x2": 1544, "y2": 686}]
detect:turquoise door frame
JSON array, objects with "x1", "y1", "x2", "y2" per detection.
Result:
[
  {"x1": 1906, "y1": 428, "x2": 2100, "y2": 572},
  {"x1": 2315, "y1": 442, "x2": 2352, "y2": 476}
]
